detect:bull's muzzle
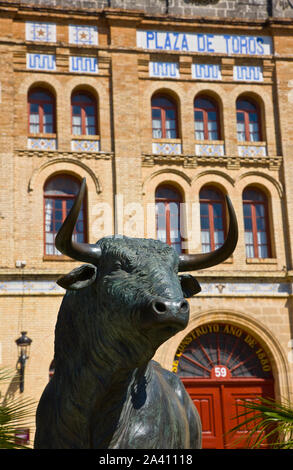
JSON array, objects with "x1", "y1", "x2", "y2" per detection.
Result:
[{"x1": 142, "y1": 297, "x2": 190, "y2": 331}]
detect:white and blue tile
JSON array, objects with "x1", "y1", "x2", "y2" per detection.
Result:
[
  {"x1": 149, "y1": 61, "x2": 179, "y2": 79},
  {"x1": 69, "y1": 25, "x2": 98, "y2": 45},
  {"x1": 238, "y1": 145, "x2": 267, "y2": 157},
  {"x1": 69, "y1": 56, "x2": 98, "y2": 74},
  {"x1": 233, "y1": 65, "x2": 263, "y2": 82},
  {"x1": 26, "y1": 53, "x2": 56, "y2": 71},
  {"x1": 28, "y1": 138, "x2": 57, "y2": 150},
  {"x1": 192, "y1": 63, "x2": 221, "y2": 80},
  {"x1": 71, "y1": 140, "x2": 100, "y2": 152},
  {"x1": 195, "y1": 143, "x2": 224, "y2": 157},
  {"x1": 26, "y1": 22, "x2": 56, "y2": 42},
  {"x1": 152, "y1": 142, "x2": 182, "y2": 155}
]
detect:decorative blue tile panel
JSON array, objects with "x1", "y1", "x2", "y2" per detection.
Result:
[
  {"x1": 152, "y1": 142, "x2": 182, "y2": 155},
  {"x1": 26, "y1": 53, "x2": 56, "y2": 71},
  {"x1": 192, "y1": 63, "x2": 221, "y2": 80},
  {"x1": 25, "y1": 22, "x2": 56, "y2": 42},
  {"x1": 233, "y1": 65, "x2": 263, "y2": 82},
  {"x1": 238, "y1": 145, "x2": 267, "y2": 157},
  {"x1": 28, "y1": 138, "x2": 57, "y2": 150},
  {"x1": 195, "y1": 143, "x2": 224, "y2": 157},
  {"x1": 149, "y1": 61, "x2": 179, "y2": 78},
  {"x1": 69, "y1": 25, "x2": 98, "y2": 45},
  {"x1": 71, "y1": 140, "x2": 100, "y2": 152},
  {"x1": 69, "y1": 56, "x2": 98, "y2": 74}
]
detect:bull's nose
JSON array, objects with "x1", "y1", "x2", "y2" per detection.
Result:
[
  {"x1": 141, "y1": 297, "x2": 190, "y2": 332},
  {"x1": 151, "y1": 298, "x2": 189, "y2": 316}
]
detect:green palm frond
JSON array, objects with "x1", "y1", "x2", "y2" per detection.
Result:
[
  {"x1": 230, "y1": 396, "x2": 293, "y2": 449},
  {"x1": 0, "y1": 368, "x2": 36, "y2": 449}
]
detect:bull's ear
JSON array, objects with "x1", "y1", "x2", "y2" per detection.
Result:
[
  {"x1": 57, "y1": 264, "x2": 97, "y2": 290},
  {"x1": 179, "y1": 274, "x2": 201, "y2": 298}
]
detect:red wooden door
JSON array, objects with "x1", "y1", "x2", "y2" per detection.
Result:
[
  {"x1": 173, "y1": 322, "x2": 275, "y2": 449},
  {"x1": 222, "y1": 381, "x2": 274, "y2": 449},
  {"x1": 189, "y1": 385, "x2": 224, "y2": 448},
  {"x1": 186, "y1": 379, "x2": 274, "y2": 449}
]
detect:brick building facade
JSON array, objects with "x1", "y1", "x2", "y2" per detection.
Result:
[{"x1": 1, "y1": 0, "x2": 293, "y2": 448}]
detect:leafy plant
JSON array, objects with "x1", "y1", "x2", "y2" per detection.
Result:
[
  {"x1": 230, "y1": 396, "x2": 293, "y2": 449},
  {"x1": 0, "y1": 368, "x2": 36, "y2": 449}
]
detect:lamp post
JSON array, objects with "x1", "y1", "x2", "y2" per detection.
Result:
[{"x1": 15, "y1": 331, "x2": 32, "y2": 393}]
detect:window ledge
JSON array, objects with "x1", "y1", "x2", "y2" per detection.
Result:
[
  {"x1": 238, "y1": 141, "x2": 267, "y2": 146},
  {"x1": 246, "y1": 258, "x2": 277, "y2": 264},
  {"x1": 194, "y1": 139, "x2": 224, "y2": 145},
  {"x1": 152, "y1": 138, "x2": 181, "y2": 143},
  {"x1": 71, "y1": 135, "x2": 100, "y2": 140},
  {"x1": 28, "y1": 133, "x2": 57, "y2": 138}
]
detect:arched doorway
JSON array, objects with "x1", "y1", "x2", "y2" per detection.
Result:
[{"x1": 173, "y1": 322, "x2": 275, "y2": 449}]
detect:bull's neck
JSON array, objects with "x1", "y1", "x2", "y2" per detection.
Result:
[{"x1": 54, "y1": 358, "x2": 152, "y2": 437}]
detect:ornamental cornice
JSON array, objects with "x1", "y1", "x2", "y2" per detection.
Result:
[
  {"x1": 16, "y1": 149, "x2": 113, "y2": 160},
  {"x1": 142, "y1": 153, "x2": 282, "y2": 170}
]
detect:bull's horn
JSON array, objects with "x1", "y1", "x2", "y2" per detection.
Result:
[
  {"x1": 178, "y1": 196, "x2": 238, "y2": 272},
  {"x1": 55, "y1": 178, "x2": 102, "y2": 264}
]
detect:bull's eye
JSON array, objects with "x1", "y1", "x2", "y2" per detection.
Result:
[{"x1": 113, "y1": 261, "x2": 122, "y2": 271}]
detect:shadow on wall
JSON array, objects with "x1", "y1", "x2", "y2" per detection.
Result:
[{"x1": 1, "y1": 371, "x2": 20, "y2": 405}]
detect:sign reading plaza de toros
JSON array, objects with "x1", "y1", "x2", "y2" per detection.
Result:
[{"x1": 137, "y1": 30, "x2": 273, "y2": 55}]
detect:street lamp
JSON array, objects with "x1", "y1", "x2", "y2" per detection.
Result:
[{"x1": 15, "y1": 331, "x2": 32, "y2": 393}]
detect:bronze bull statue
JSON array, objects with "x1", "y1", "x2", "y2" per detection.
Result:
[{"x1": 34, "y1": 178, "x2": 238, "y2": 449}]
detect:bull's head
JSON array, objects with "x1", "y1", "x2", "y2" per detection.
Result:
[{"x1": 55, "y1": 178, "x2": 238, "y2": 354}]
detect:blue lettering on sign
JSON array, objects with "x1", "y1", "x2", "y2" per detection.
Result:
[
  {"x1": 146, "y1": 31, "x2": 155, "y2": 49},
  {"x1": 164, "y1": 32, "x2": 172, "y2": 50},
  {"x1": 144, "y1": 31, "x2": 190, "y2": 52},
  {"x1": 193, "y1": 64, "x2": 221, "y2": 80},
  {"x1": 227, "y1": 35, "x2": 267, "y2": 55},
  {"x1": 257, "y1": 37, "x2": 264, "y2": 55},
  {"x1": 150, "y1": 62, "x2": 179, "y2": 78},
  {"x1": 181, "y1": 34, "x2": 189, "y2": 51},
  {"x1": 197, "y1": 34, "x2": 206, "y2": 52},
  {"x1": 206, "y1": 34, "x2": 215, "y2": 53},
  {"x1": 139, "y1": 31, "x2": 272, "y2": 55},
  {"x1": 234, "y1": 65, "x2": 263, "y2": 82}
]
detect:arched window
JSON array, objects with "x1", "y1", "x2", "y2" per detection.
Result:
[
  {"x1": 155, "y1": 185, "x2": 182, "y2": 253},
  {"x1": 236, "y1": 98, "x2": 261, "y2": 142},
  {"x1": 71, "y1": 91, "x2": 97, "y2": 136},
  {"x1": 28, "y1": 88, "x2": 55, "y2": 134},
  {"x1": 200, "y1": 186, "x2": 226, "y2": 253},
  {"x1": 44, "y1": 175, "x2": 86, "y2": 256},
  {"x1": 194, "y1": 96, "x2": 220, "y2": 140},
  {"x1": 243, "y1": 187, "x2": 270, "y2": 258},
  {"x1": 152, "y1": 95, "x2": 178, "y2": 139}
]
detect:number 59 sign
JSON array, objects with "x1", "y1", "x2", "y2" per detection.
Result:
[{"x1": 211, "y1": 365, "x2": 231, "y2": 380}]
